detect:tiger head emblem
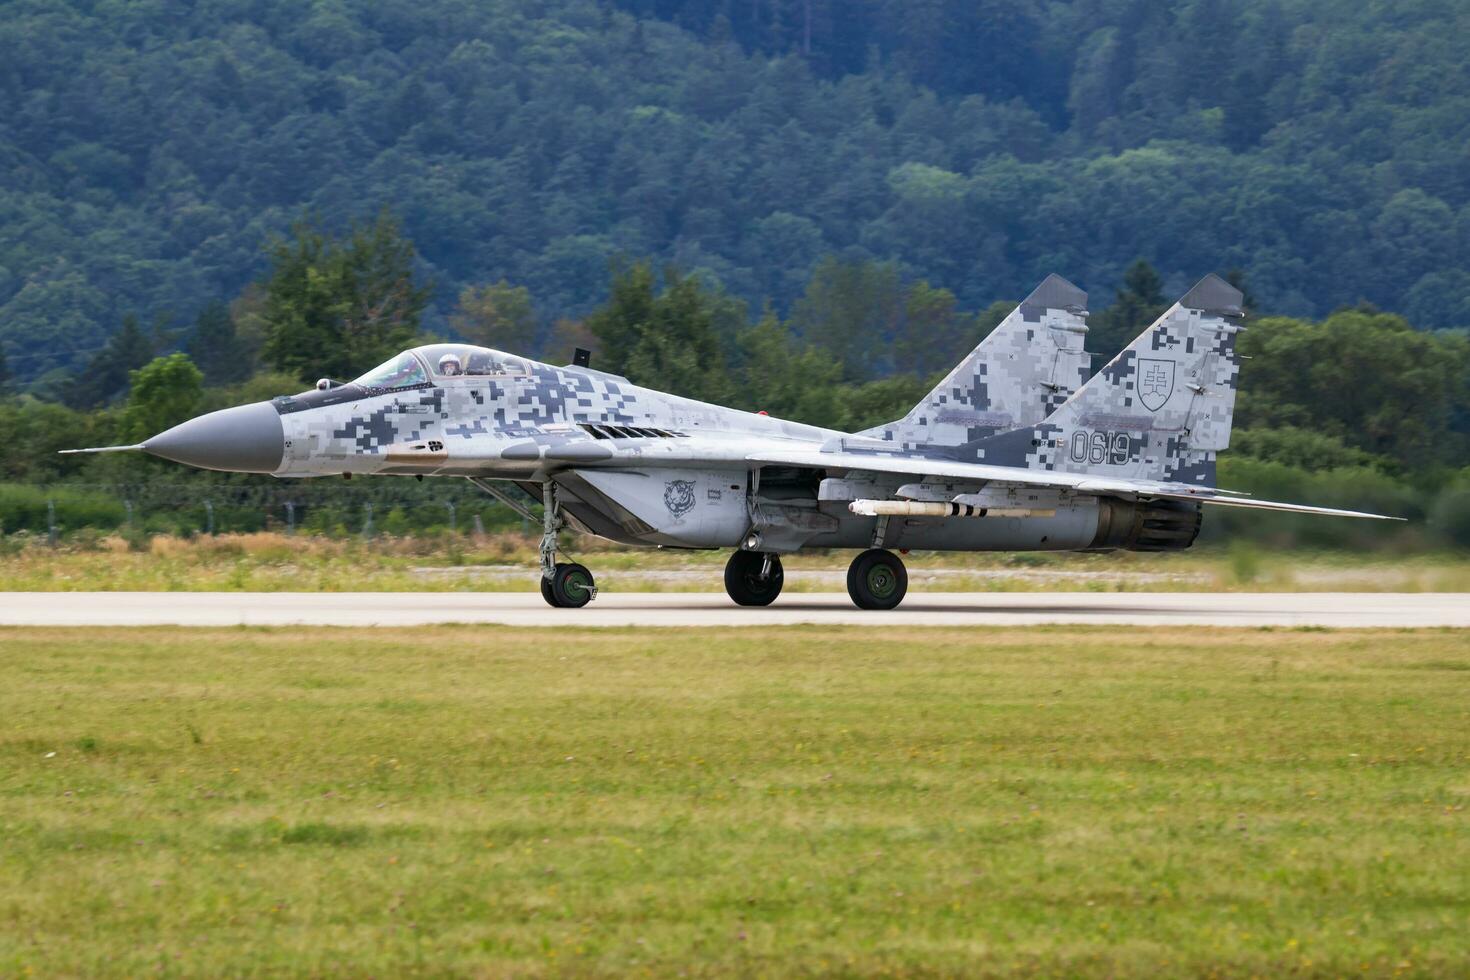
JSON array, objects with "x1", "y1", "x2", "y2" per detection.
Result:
[{"x1": 663, "y1": 479, "x2": 697, "y2": 518}]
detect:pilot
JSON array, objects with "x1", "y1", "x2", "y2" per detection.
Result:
[{"x1": 438, "y1": 353, "x2": 463, "y2": 376}]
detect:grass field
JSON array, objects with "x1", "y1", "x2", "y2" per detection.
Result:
[
  {"x1": 5, "y1": 531, "x2": 1470, "y2": 593},
  {"x1": 1, "y1": 626, "x2": 1466, "y2": 976}
]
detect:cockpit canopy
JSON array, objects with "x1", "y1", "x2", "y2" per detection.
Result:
[
  {"x1": 351, "y1": 345, "x2": 530, "y2": 390},
  {"x1": 352, "y1": 352, "x2": 429, "y2": 391},
  {"x1": 413, "y1": 343, "x2": 528, "y2": 378}
]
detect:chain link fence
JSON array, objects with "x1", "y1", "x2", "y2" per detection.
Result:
[{"x1": 0, "y1": 479, "x2": 537, "y2": 542}]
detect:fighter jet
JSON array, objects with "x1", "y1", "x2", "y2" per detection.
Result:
[{"x1": 66, "y1": 274, "x2": 1398, "y2": 609}]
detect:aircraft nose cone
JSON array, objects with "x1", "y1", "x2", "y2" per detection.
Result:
[{"x1": 143, "y1": 401, "x2": 285, "y2": 474}]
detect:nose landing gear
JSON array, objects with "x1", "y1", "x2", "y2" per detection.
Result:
[{"x1": 537, "y1": 481, "x2": 597, "y2": 609}]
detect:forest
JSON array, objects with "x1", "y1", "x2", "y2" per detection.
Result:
[
  {"x1": 2, "y1": 0, "x2": 1468, "y2": 547},
  {"x1": 3, "y1": 0, "x2": 1470, "y2": 388}
]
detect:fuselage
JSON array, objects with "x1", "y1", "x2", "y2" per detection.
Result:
[
  {"x1": 137, "y1": 343, "x2": 1197, "y2": 555},
  {"x1": 272, "y1": 343, "x2": 840, "y2": 481}
]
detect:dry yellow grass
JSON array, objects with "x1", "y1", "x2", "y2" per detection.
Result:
[{"x1": 4, "y1": 532, "x2": 1470, "y2": 594}]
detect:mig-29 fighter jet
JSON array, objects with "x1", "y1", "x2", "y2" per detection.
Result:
[{"x1": 66, "y1": 274, "x2": 1397, "y2": 610}]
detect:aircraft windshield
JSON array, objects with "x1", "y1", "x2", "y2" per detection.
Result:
[
  {"x1": 353, "y1": 352, "x2": 429, "y2": 390},
  {"x1": 415, "y1": 344, "x2": 525, "y2": 377}
]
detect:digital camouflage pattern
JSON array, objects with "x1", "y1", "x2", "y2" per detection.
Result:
[
  {"x1": 860, "y1": 274, "x2": 1092, "y2": 449},
  {"x1": 273, "y1": 348, "x2": 841, "y2": 479},
  {"x1": 955, "y1": 274, "x2": 1246, "y2": 486}
]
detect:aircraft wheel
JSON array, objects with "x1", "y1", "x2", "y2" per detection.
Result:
[
  {"x1": 539, "y1": 574, "x2": 557, "y2": 608},
  {"x1": 549, "y1": 562, "x2": 596, "y2": 608},
  {"x1": 847, "y1": 549, "x2": 907, "y2": 610},
  {"x1": 724, "y1": 551, "x2": 784, "y2": 606}
]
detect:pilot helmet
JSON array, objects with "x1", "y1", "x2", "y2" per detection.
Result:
[{"x1": 438, "y1": 353, "x2": 463, "y2": 376}]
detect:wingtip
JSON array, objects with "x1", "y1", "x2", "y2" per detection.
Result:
[
  {"x1": 1180, "y1": 273, "x2": 1244, "y2": 316},
  {"x1": 1020, "y1": 273, "x2": 1087, "y2": 313}
]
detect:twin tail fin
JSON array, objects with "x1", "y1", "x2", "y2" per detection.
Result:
[
  {"x1": 859, "y1": 275, "x2": 1091, "y2": 450},
  {"x1": 958, "y1": 274, "x2": 1246, "y2": 487}
]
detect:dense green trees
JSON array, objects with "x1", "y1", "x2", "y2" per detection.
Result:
[
  {"x1": 261, "y1": 214, "x2": 431, "y2": 382},
  {"x1": 587, "y1": 263, "x2": 740, "y2": 404},
  {"x1": 785, "y1": 258, "x2": 977, "y2": 380},
  {"x1": 64, "y1": 316, "x2": 161, "y2": 410},
  {"x1": 1088, "y1": 260, "x2": 1166, "y2": 366},
  {"x1": 187, "y1": 303, "x2": 252, "y2": 387},
  {"x1": 450, "y1": 282, "x2": 538, "y2": 354},
  {"x1": 1235, "y1": 310, "x2": 1470, "y2": 472},
  {"x1": 119, "y1": 355, "x2": 205, "y2": 444},
  {"x1": 3, "y1": 0, "x2": 1470, "y2": 380}
]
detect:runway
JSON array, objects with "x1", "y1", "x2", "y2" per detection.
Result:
[{"x1": 1, "y1": 591, "x2": 1467, "y2": 628}]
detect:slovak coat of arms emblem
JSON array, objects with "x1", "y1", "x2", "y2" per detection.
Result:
[{"x1": 1136, "y1": 358, "x2": 1176, "y2": 412}]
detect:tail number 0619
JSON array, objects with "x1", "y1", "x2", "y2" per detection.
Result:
[{"x1": 1069, "y1": 430, "x2": 1131, "y2": 465}]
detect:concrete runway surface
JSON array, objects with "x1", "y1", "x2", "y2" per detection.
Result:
[{"x1": 1, "y1": 591, "x2": 1467, "y2": 628}]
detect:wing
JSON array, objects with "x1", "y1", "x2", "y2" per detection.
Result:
[{"x1": 745, "y1": 448, "x2": 1402, "y2": 521}]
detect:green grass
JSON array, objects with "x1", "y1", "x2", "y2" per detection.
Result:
[{"x1": 1, "y1": 626, "x2": 1467, "y2": 976}]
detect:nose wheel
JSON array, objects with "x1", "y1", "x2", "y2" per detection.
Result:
[
  {"x1": 724, "y1": 550, "x2": 784, "y2": 606},
  {"x1": 847, "y1": 549, "x2": 907, "y2": 610},
  {"x1": 542, "y1": 562, "x2": 596, "y2": 608}
]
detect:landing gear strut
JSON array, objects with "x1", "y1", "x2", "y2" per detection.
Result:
[
  {"x1": 724, "y1": 550, "x2": 784, "y2": 606},
  {"x1": 538, "y1": 482, "x2": 596, "y2": 608},
  {"x1": 466, "y1": 477, "x2": 597, "y2": 608},
  {"x1": 846, "y1": 549, "x2": 907, "y2": 610}
]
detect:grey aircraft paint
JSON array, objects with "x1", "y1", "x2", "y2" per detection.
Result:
[
  {"x1": 955, "y1": 273, "x2": 1246, "y2": 486},
  {"x1": 860, "y1": 274, "x2": 1091, "y2": 449}
]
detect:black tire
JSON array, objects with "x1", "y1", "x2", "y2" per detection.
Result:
[
  {"x1": 550, "y1": 562, "x2": 596, "y2": 608},
  {"x1": 724, "y1": 551, "x2": 784, "y2": 606},
  {"x1": 846, "y1": 549, "x2": 907, "y2": 610},
  {"x1": 539, "y1": 574, "x2": 557, "y2": 608}
]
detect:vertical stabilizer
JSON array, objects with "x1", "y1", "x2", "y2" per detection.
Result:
[
  {"x1": 958, "y1": 274, "x2": 1245, "y2": 486},
  {"x1": 859, "y1": 274, "x2": 1091, "y2": 449}
]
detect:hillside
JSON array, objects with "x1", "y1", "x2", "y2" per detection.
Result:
[{"x1": 3, "y1": 0, "x2": 1469, "y2": 380}]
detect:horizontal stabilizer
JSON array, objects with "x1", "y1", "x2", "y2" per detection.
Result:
[
  {"x1": 58, "y1": 444, "x2": 146, "y2": 455},
  {"x1": 1140, "y1": 490, "x2": 1403, "y2": 521}
]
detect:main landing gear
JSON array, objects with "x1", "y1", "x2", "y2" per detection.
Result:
[
  {"x1": 721, "y1": 548, "x2": 908, "y2": 610},
  {"x1": 538, "y1": 482, "x2": 596, "y2": 608},
  {"x1": 846, "y1": 548, "x2": 908, "y2": 610},
  {"x1": 724, "y1": 550, "x2": 785, "y2": 606}
]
